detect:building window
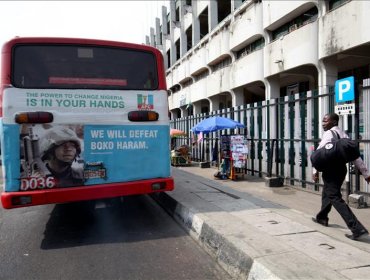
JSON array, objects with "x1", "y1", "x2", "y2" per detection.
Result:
[
  {"x1": 217, "y1": 0, "x2": 231, "y2": 24},
  {"x1": 175, "y1": 0, "x2": 180, "y2": 21},
  {"x1": 272, "y1": 24, "x2": 289, "y2": 40},
  {"x1": 194, "y1": 69, "x2": 209, "y2": 82},
  {"x1": 166, "y1": 49, "x2": 171, "y2": 68},
  {"x1": 210, "y1": 57, "x2": 232, "y2": 72},
  {"x1": 329, "y1": 0, "x2": 350, "y2": 11},
  {"x1": 170, "y1": 84, "x2": 181, "y2": 93},
  {"x1": 181, "y1": 78, "x2": 193, "y2": 88},
  {"x1": 236, "y1": 37, "x2": 265, "y2": 59},
  {"x1": 167, "y1": 13, "x2": 170, "y2": 34},
  {"x1": 199, "y1": 7, "x2": 209, "y2": 39},
  {"x1": 272, "y1": 6, "x2": 318, "y2": 41},
  {"x1": 175, "y1": 39, "x2": 180, "y2": 61},
  {"x1": 186, "y1": 26, "x2": 192, "y2": 52}
]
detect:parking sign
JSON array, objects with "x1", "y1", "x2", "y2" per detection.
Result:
[{"x1": 335, "y1": 76, "x2": 355, "y2": 103}]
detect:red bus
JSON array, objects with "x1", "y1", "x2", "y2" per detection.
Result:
[{"x1": 0, "y1": 37, "x2": 174, "y2": 209}]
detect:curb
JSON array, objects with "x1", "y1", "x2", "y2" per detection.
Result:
[
  {"x1": 151, "y1": 192, "x2": 253, "y2": 279},
  {"x1": 150, "y1": 190, "x2": 350, "y2": 280}
]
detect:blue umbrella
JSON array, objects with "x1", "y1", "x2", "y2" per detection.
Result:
[{"x1": 192, "y1": 116, "x2": 245, "y2": 134}]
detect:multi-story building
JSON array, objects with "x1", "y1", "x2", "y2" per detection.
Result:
[
  {"x1": 146, "y1": 0, "x2": 370, "y2": 195},
  {"x1": 147, "y1": 0, "x2": 370, "y2": 118}
]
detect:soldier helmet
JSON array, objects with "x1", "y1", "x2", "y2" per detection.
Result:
[{"x1": 40, "y1": 126, "x2": 82, "y2": 160}]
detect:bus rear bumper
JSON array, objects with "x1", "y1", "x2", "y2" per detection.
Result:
[{"x1": 1, "y1": 177, "x2": 174, "y2": 209}]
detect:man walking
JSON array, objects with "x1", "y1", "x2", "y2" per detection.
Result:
[{"x1": 312, "y1": 113, "x2": 370, "y2": 240}]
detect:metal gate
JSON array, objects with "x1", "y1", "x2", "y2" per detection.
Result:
[{"x1": 171, "y1": 80, "x2": 370, "y2": 196}]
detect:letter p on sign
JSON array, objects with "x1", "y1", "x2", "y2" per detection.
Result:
[{"x1": 335, "y1": 76, "x2": 355, "y2": 103}]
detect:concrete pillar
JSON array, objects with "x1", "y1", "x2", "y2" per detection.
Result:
[
  {"x1": 265, "y1": 77, "x2": 280, "y2": 100},
  {"x1": 169, "y1": 0, "x2": 176, "y2": 23},
  {"x1": 318, "y1": 59, "x2": 337, "y2": 95},
  {"x1": 162, "y1": 6, "x2": 168, "y2": 36},
  {"x1": 171, "y1": 41, "x2": 177, "y2": 67},
  {"x1": 179, "y1": 0, "x2": 186, "y2": 20},
  {"x1": 161, "y1": 6, "x2": 169, "y2": 69},
  {"x1": 170, "y1": 110, "x2": 178, "y2": 120},
  {"x1": 179, "y1": 2, "x2": 187, "y2": 57},
  {"x1": 193, "y1": 101, "x2": 202, "y2": 115},
  {"x1": 192, "y1": 1, "x2": 200, "y2": 46},
  {"x1": 169, "y1": 0, "x2": 177, "y2": 66},
  {"x1": 208, "y1": 0, "x2": 218, "y2": 32},
  {"x1": 317, "y1": 0, "x2": 328, "y2": 16},
  {"x1": 155, "y1": 18, "x2": 161, "y2": 47},
  {"x1": 318, "y1": 58, "x2": 338, "y2": 128},
  {"x1": 209, "y1": 96, "x2": 220, "y2": 112},
  {"x1": 231, "y1": 88, "x2": 244, "y2": 107},
  {"x1": 150, "y1": 28, "x2": 155, "y2": 47},
  {"x1": 180, "y1": 107, "x2": 189, "y2": 118}
]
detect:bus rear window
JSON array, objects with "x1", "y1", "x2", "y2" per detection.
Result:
[{"x1": 12, "y1": 44, "x2": 158, "y2": 90}]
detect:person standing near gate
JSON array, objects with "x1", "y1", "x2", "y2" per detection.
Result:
[{"x1": 312, "y1": 113, "x2": 370, "y2": 240}]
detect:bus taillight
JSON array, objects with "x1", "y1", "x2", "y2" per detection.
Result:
[
  {"x1": 128, "y1": 111, "x2": 159, "y2": 122},
  {"x1": 15, "y1": 111, "x2": 54, "y2": 124}
]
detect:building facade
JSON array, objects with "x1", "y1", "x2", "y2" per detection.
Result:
[
  {"x1": 146, "y1": 0, "x2": 370, "y2": 195},
  {"x1": 147, "y1": 0, "x2": 370, "y2": 118}
]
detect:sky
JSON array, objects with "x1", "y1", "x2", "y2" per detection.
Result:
[{"x1": 0, "y1": 1, "x2": 169, "y2": 47}]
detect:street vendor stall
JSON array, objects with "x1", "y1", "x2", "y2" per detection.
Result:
[
  {"x1": 217, "y1": 135, "x2": 248, "y2": 180},
  {"x1": 170, "y1": 128, "x2": 191, "y2": 166},
  {"x1": 191, "y1": 116, "x2": 246, "y2": 178},
  {"x1": 229, "y1": 135, "x2": 248, "y2": 180},
  {"x1": 171, "y1": 145, "x2": 191, "y2": 166}
]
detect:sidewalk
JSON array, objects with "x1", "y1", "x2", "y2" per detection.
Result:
[{"x1": 152, "y1": 165, "x2": 370, "y2": 280}]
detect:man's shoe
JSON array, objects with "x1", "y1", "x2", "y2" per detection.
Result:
[
  {"x1": 345, "y1": 229, "x2": 369, "y2": 241},
  {"x1": 312, "y1": 217, "x2": 329, "y2": 227}
]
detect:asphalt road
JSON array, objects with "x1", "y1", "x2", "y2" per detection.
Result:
[{"x1": 0, "y1": 195, "x2": 229, "y2": 280}]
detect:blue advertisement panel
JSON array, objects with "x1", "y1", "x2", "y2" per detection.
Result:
[
  {"x1": 83, "y1": 125, "x2": 170, "y2": 184},
  {"x1": 1, "y1": 124, "x2": 21, "y2": 192},
  {"x1": 1, "y1": 123, "x2": 170, "y2": 192}
]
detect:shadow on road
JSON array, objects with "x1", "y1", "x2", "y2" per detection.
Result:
[{"x1": 41, "y1": 194, "x2": 185, "y2": 250}]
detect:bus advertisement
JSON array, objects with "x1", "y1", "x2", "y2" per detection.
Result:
[{"x1": 0, "y1": 37, "x2": 174, "y2": 209}]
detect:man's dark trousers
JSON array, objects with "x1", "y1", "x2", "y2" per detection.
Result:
[{"x1": 316, "y1": 163, "x2": 366, "y2": 234}]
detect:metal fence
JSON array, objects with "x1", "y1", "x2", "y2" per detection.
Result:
[{"x1": 171, "y1": 81, "x2": 370, "y2": 196}]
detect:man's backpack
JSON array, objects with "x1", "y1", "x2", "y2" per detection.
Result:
[{"x1": 310, "y1": 130, "x2": 360, "y2": 172}]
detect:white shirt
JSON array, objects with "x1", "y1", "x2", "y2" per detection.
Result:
[{"x1": 313, "y1": 126, "x2": 369, "y2": 178}]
